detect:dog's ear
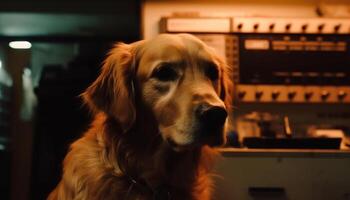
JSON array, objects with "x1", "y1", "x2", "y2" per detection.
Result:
[
  {"x1": 218, "y1": 58, "x2": 234, "y2": 132},
  {"x1": 218, "y1": 59, "x2": 233, "y2": 111},
  {"x1": 82, "y1": 43, "x2": 136, "y2": 132}
]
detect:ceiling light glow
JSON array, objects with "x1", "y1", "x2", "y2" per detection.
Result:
[{"x1": 9, "y1": 41, "x2": 32, "y2": 49}]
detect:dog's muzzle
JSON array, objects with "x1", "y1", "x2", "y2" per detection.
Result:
[{"x1": 195, "y1": 103, "x2": 227, "y2": 140}]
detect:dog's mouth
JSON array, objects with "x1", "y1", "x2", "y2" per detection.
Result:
[
  {"x1": 198, "y1": 126, "x2": 226, "y2": 146},
  {"x1": 165, "y1": 137, "x2": 195, "y2": 152},
  {"x1": 165, "y1": 129, "x2": 225, "y2": 152}
]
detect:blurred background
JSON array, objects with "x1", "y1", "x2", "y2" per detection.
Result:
[{"x1": 1, "y1": 0, "x2": 350, "y2": 200}]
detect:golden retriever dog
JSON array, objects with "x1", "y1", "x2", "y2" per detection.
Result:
[{"x1": 48, "y1": 33, "x2": 232, "y2": 200}]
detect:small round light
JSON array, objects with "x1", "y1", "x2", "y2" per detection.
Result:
[{"x1": 9, "y1": 41, "x2": 32, "y2": 49}]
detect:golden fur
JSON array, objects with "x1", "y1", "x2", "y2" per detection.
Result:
[{"x1": 48, "y1": 34, "x2": 232, "y2": 200}]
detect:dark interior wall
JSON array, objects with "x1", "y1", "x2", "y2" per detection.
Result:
[
  {"x1": 0, "y1": 1, "x2": 141, "y2": 200},
  {"x1": 29, "y1": 43, "x2": 138, "y2": 199},
  {"x1": 0, "y1": 0, "x2": 138, "y2": 14},
  {"x1": 31, "y1": 42, "x2": 108, "y2": 200},
  {"x1": 0, "y1": 0, "x2": 141, "y2": 41}
]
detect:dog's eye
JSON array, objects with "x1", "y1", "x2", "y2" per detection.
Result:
[
  {"x1": 152, "y1": 64, "x2": 178, "y2": 81},
  {"x1": 205, "y1": 65, "x2": 219, "y2": 81}
]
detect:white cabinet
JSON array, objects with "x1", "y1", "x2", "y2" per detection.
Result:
[{"x1": 214, "y1": 149, "x2": 350, "y2": 200}]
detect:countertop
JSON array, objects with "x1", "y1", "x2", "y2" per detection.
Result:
[{"x1": 218, "y1": 147, "x2": 350, "y2": 158}]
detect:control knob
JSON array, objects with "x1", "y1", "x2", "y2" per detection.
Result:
[
  {"x1": 301, "y1": 24, "x2": 308, "y2": 32},
  {"x1": 334, "y1": 24, "x2": 341, "y2": 32},
  {"x1": 321, "y1": 90, "x2": 330, "y2": 101},
  {"x1": 237, "y1": 23, "x2": 243, "y2": 30},
  {"x1": 255, "y1": 91, "x2": 263, "y2": 100},
  {"x1": 238, "y1": 91, "x2": 246, "y2": 99},
  {"x1": 338, "y1": 90, "x2": 347, "y2": 101},
  {"x1": 304, "y1": 92, "x2": 313, "y2": 101},
  {"x1": 271, "y1": 90, "x2": 280, "y2": 100},
  {"x1": 269, "y1": 23, "x2": 275, "y2": 30},
  {"x1": 318, "y1": 24, "x2": 325, "y2": 32},
  {"x1": 253, "y1": 23, "x2": 259, "y2": 30},
  {"x1": 285, "y1": 23, "x2": 292, "y2": 31},
  {"x1": 287, "y1": 91, "x2": 296, "y2": 100}
]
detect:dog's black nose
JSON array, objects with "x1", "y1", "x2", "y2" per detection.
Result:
[{"x1": 196, "y1": 104, "x2": 227, "y2": 129}]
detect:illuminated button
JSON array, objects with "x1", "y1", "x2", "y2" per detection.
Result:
[
  {"x1": 338, "y1": 90, "x2": 347, "y2": 100},
  {"x1": 321, "y1": 90, "x2": 330, "y2": 100},
  {"x1": 316, "y1": 36, "x2": 323, "y2": 42},
  {"x1": 271, "y1": 90, "x2": 280, "y2": 100},
  {"x1": 255, "y1": 91, "x2": 263, "y2": 100},
  {"x1": 288, "y1": 91, "x2": 296, "y2": 100},
  {"x1": 238, "y1": 91, "x2": 246, "y2": 99},
  {"x1": 304, "y1": 92, "x2": 313, "y2": 100},
  {"x1": 284, "y1": 36, "x2": 291, "y2": 41}
]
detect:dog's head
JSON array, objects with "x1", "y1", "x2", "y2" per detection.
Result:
[{"x1": 83, "y1": 34, "x2": 232, "y2": 151}]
